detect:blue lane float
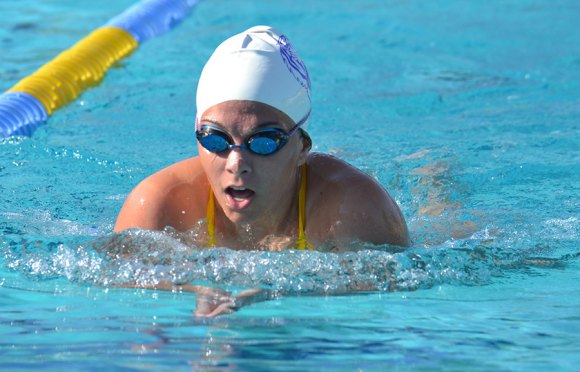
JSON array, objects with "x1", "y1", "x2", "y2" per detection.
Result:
[
  {"x1": 107, "y1": 0, "x2": 198, "y2": 43},
  {"x1": 0, "y1": 0, "x2": 199, "y2": 138},
  {"x1": 0, "y1": 92, "x2": 48, "y2": 137}
]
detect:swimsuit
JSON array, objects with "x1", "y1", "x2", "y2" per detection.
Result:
[{"x1": 206, "y1": 164, "x2": 313, "y2": 250}]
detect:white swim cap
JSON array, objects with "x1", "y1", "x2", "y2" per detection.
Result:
[{"x1": 196, "y1": 25, "x2": 311, "y2": 127}]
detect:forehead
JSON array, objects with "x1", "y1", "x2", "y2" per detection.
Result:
[{"x1": 200, "y1": 100, "x2": 294, "y2": 131}]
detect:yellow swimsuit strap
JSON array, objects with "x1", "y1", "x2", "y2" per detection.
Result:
[
  {"x1": 296, "y1": 163, "x2": 313, "y2": 250},
  {"x1": 206, "y1": 189, "x2": 217, "y2": 247},
  {"x1": 205, "y1": 164, "x2": 312, "y2": 249}
]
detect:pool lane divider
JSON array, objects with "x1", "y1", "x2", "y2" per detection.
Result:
[{"x1": 0, "y1": 0, "x2": 199, "y2": 138}]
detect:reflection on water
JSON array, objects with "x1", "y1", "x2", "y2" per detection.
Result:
[{"x1": 396, "y1": 148, "x2": 479, "y2": 244}]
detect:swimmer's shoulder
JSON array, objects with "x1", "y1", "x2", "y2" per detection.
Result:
[
  {"x1": 306, "y1": 153, "x2": 383, "y2": 199},
  {"x1": 307, "y1": 152, "x2": 365, "y2": 183},
  {"x1": 115, "y1": 157, "x2": 209, "y2": 232},
  {"x1": 306, "y1": 153, "x2": 410, "y2": 247}
]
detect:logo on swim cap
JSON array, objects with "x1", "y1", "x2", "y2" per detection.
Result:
[{"x1": 278, "y1": 35, "x2": 311, "y2": 96}]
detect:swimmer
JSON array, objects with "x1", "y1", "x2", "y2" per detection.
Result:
[{"x1": 113, "y1": 26, "x2": 409, "y2": 315}]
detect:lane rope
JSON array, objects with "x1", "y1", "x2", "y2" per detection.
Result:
[{"x1": 0, "y1": 0, "x2": 199, "y2": 138}]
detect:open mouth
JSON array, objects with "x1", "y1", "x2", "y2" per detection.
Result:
[{"x1": 225, "y1": 186, "x2": 255, "y2": 210}]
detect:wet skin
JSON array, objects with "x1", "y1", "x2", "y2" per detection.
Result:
[{"x1": 115, "y1": 100, "x2": 409, "y2": 250}]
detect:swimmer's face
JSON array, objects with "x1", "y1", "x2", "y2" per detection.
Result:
[{"x1": 198, "y1": 100, "x2": 310, "y2": 226}]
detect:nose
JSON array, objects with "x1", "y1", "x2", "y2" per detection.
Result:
[{"x1": 225, "y1": 148, "x2": 251, "y2": 176}]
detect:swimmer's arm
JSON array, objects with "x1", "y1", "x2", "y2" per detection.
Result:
[{"x1": 128, "y1": 280, "x2": 399, "y2": 318}]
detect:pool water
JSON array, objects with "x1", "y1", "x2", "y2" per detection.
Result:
[{"x1": 1, "y1": 0, "x2": 579, "y2": 369}]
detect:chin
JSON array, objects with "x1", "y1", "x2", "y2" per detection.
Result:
[{"x1": 225, "y1": 209, "x2": 259, "y2": 226}]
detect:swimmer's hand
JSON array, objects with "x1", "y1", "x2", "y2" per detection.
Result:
[
  {"x1": 114, "y1": 281, "x2": 273, "y2": 318},
  {"x1": 194, "y1": 286, "x2": 237, "y2": 317},
  {"x1": 125, "y1": 283, "x2": 243, "y2": 317},
  {"x1": 194, "y1": 288, "x2": 273, "y2": 318}
]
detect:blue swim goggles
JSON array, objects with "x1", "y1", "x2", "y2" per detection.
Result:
[{"x1": 196, "y1": 113, "x2": 309, "y2": 156}]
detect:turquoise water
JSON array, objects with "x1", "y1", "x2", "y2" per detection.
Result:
[{"x1": 1, "y1": 0, "x2": 579, "y2": 369}]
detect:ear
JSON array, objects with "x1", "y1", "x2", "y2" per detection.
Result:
[{"x1": 297, "y1": 130, "x2": 312, "y2": 166}]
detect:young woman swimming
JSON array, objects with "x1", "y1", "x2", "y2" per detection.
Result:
[{"x1": 114, "y1": 26, "x2": 409, "y2": 316}]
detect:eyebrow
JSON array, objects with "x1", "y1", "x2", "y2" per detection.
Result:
[{"x1": 199, "y1": 118, "x2": 287, "y2": 131}]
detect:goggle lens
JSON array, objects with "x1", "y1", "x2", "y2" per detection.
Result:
[
  {"x1": 248, "y1": 134, "x2": 282, "y2": 155},
  {"x1": 199, "y1": 132, "x2": 230, "y2": 153},
  {"x1": 196, "y1": 126, "x2": 290, "y2": 156}
]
